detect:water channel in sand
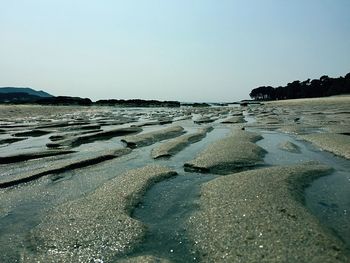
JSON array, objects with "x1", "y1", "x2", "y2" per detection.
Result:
[
  {"x1": 124, "y1": 117, "x2": 350, "y2": 262},
  {"x1": 255, "y1": 130, "x2": 350, "y2": 247},
  {"x1": 0, "y1": 106, "x2": 349, "y2": 262}
]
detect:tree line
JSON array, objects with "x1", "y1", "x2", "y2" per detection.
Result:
[{"x1": 249, "y1": 72, "x2": 350, "y2": 101}]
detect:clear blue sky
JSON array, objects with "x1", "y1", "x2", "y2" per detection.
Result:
[{"x1": 1, "y1": 0, "x2": 349, "y2": 102}]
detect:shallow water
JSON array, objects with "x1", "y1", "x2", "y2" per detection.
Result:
[
  {"x1": 255, "y1": 130, "x2": 350, "y2": 248},
  {"x1": 124, "y1": 128, "x2": 229, "y2": 262},
  {"x1": 0, "y1": 106, "x2": 349, "y2": 262},
  {"x1": 129, "y1": 173, "x2": 215, "y2": 262},
  {"x1": 0, "y1": 108, "x2": 231, "y2": 262}
]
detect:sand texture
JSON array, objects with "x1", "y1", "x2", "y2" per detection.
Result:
[
  {"x1": 46, "y1": 127, "x2": 142, "y2": 148},
  {"x1": 122, "y1": 126, "x2": 185, "y2": 148},
  {"x1": 151, "y1": 126, "x2": 213, "y2": 159},
  {"x1": 188, "y1": 163, "x2": 349, "y2": 262},
  {"x1": 278, "y1": 141, "x2": 301, "y2": 153},
  {"x1": 21, "y1": 165, "x2": 177, "y2": 263},
  {"x1": 184, "y1": 129, "x2": 265, "y2": 174},
  {"x1": 301, "y1": 133, "x2": 350, "y2": 159},
  {"x1": 117, "y1": 255, "x2": 173, "y2": 263},
  {"x1": 0, "y1": 148, "x2": 131, "y2": 188}
]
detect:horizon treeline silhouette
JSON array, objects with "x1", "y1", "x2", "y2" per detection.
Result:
[{"x1": 249, "y1": 72, "x2": 350, "y2": 101}]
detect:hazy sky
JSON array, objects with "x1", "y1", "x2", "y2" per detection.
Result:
[{"x1": 1, "y1": 0, "x2": 350, "y2": 102}]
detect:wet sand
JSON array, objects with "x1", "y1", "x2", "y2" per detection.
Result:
[
  {"x1": 188, "y1": 163, "x2": 348, "y2": 262},
  {"x1": 248, "y1": 96, "x2": 350, "y2": 158},
  {"x1": 185, "y1": 95, "x2": 350, "y2": 262},
  {"x1": 22, "y1": 165, "x2": 177, "y2": 262},
  {"x1": 0, "y1": 97, "x2": 349, "y2": 262},
  {"x1": 184, "y1": 129, "x2": 265, "y2": 174},
  {"x1": 0, "y1": 104, "x2": 95, "y2": 120}
]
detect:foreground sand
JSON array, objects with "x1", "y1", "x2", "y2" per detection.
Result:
[
  {"x1": 188, "y1": 163, "x2": 348, "y2": 262},
  {"x1": 184, "y1": 96, "x2": 350, "y2": 262},
  {"x1": 22, "y1": 165, "x2": 177, "y2": 262}
]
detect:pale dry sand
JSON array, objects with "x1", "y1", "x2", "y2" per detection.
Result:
[{"x1": 265, "y1": 95, "x2": 350, "y2": 106}]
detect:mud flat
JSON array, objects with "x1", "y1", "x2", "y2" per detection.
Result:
[
  {"x1": 184, "y1": 129, "x2": 265, "y2": 174},
  {"x1": 151, "y1": 127, "x2": 213, "y2": 159},
  {"x1": 122, "y1": 126, "x2": 185, "y2": 148},
  {"x1": 0, "y1": 101, "x2": 348, "y2": 262},
  {"x1": 22, "y1": 165, "x2": 177, "y2": 263},
  {"x1": 188, "y1": 163, "x2": 349, "y2": 262}
]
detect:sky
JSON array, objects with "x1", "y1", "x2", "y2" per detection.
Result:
[{"x1": 1, "y1": 0, "x2": 350, "y2": 102}]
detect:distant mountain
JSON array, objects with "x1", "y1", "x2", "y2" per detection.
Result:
[
  {"x1": 0, "y1": 87, "x2": 53, "y2": 98},
  {"x1": 0, "y1": 92, "x2": 42, "y2": 103},
  {"x1": 0, "y1": 87, "x2": 94, "y2": 106}
]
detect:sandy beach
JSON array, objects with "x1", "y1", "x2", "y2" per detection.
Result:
[{"x1": 0, "y1": 96, "x2": 349, "y2": 262}]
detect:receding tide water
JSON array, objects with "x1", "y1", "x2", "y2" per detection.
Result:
[
  {"x1": 0, "y1": 104, "x2": 349, "y2": 262},
  {"x1": 255, "y1": 130, "x2": 350, "y2": 247}
]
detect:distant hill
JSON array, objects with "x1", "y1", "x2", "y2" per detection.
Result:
[
  {"x1": 0, "y1": 87, "x2": 53, "y2": 98},
  {"x1": 0, "y1": 92, "x2": 42, "y2": 103}
]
